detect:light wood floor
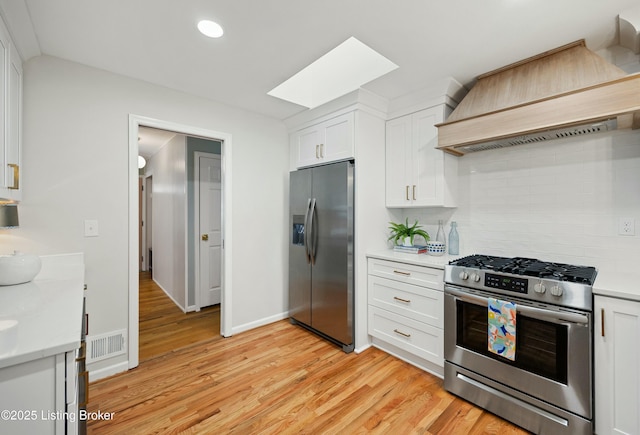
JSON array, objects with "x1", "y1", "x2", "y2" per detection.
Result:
[
  {"x1": 88, "y1": 280, "x2": 529, "y2": 434},
  {"x1": 138, "y1": 271, "x2": 221, "y2": 361}
]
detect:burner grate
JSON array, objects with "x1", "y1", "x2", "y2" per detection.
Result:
[{"x1": 450, "y1": 254, "x2": 597, "y2": 285}]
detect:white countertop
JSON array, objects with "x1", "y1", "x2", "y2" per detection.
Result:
[
  {"x1": 593, "y1": 270, "x2": 640, "y2": 302},
  {"x1": 0, "y1": 253, "x2": 84, "y2": 369},
  {"x1": 367, "y1": 249, "x2": 463, "y2": 269},
  {"x1": 369, "y1": 250, "x2": 640, "y2": 303}
]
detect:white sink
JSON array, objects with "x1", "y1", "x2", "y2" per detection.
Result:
[{"x1": 0, "y1": 252, "x2": 42, "y2": 286}]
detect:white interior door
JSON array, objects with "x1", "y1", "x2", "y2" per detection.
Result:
[{"x1": 199, "y1": 155, "x2": 222, "y2": 307}]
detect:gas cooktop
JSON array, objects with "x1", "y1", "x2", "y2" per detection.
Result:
[{"x1": 449, "y1": 254, "x2": 597, "y2": 285}]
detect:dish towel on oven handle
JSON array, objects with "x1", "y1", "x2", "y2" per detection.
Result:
[{"x1": 488, "y1": 297, "x2": 516, "y2": 361}]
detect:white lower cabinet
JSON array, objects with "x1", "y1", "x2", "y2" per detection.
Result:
[
  {"x1": 594, "y1": 295, "x2": 640, "y2": 435},
  {"x1": 0, "y1": 351, "x2": 74, "y2": 434},
  {"x1": 367, "y1": 257, "x2": 444, "y2": 376}
]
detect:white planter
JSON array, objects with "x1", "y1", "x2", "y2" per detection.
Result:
[{"x1": 402, "y1": 237, "x2": 412, "y2": 247}]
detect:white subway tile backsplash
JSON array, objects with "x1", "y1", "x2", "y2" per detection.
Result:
[{"x1": 400, "y1": 129, "x2": 640, "y2": 273}]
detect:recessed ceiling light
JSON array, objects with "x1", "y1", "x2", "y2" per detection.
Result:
[
  {"x1": 197, "y1": 20, "x2": 224, "y2": 38},
  {"x1": 267, "y1": 37, "x2": 398, "y2": 109}
]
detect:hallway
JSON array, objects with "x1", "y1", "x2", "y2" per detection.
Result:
[{"x1": 138, "y1": 271, "x2": 221, "y2": 361}]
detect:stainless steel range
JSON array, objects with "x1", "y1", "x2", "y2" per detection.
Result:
[{"x1": 443, "y1": 255, "x2": 597, "y2": 435}]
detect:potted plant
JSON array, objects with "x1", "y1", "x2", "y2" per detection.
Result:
[{"x1": 388, "y1": 218, "x2": 430, "y2": 247}]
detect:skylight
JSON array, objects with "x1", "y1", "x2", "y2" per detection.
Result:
[{"x1": 267, "y1": 37, "x2": 398, "y2": 109}]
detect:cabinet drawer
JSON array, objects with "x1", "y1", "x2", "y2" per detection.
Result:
[
  {"x1": 368, "y1": 258, "x2": 443, "y2": 290},
  {"x1": 368, "y1": 275, "x2": 443, "y2": 328},
  {"x1": 368, "y1": 306, "x2": 443, "y2": 367}
]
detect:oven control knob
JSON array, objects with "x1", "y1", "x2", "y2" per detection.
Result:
[
  {"x1": 550, "y1": 285, "x2": 563, "y2": 297},
  {"x1": 471, "y1": 273, "x2": 481, "y2": 282},
  {"x1": 458, "y1": 271, "x2": 469, "y2": 280},
  {"x1": 534, "y1": 283, "x2": 546, "y2": 294}
]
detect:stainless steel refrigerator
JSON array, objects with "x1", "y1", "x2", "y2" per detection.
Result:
[{"x1": 289, "y1": 160, "x2": 354, "y2": 353}]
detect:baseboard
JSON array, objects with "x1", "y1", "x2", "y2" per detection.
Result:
[
  {"x1": 354, "y1": 342, "x2": 372, "y2": 354},
  {"x1": 153, "y1": 278, "x2": 186, "y2": 313},
  {"x1": 230, "y1": 311, "x2": 289, "y2": 336},
  {"x1": 88, "y1": 361, "x2": 129, "y2": 382}
]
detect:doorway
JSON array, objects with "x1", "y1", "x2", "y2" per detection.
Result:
[{"x1": 128, "y1": 115, "x2": 233, "y2": 370}]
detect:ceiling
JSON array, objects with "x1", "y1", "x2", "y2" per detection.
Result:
[
  {"x1": 2, "y1": 0, "x2": 639, "y2": 124},
  {"x1": 137, "y1": 127, "x2": 177, "y2": 158}
]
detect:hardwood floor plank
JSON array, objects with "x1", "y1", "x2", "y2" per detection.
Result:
[
  {"x1": 88, "y1": 276, "x2": 530, "y2": 434},
  {"x1": 138, "y1": 271, "x2": 220, "y2": 362}
]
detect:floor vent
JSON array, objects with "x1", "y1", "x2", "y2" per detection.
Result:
[{"x1": 87, "y1": 329, "x2": 127, "y2": 363}]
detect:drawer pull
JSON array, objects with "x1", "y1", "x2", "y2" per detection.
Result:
[
  {"x1": 394, "y1": 329, "x2": 411, "y2": 338},
  {"x1": 7, "y1": 164, "x2": 19, "y2": 190},
  {"x1": 393, "y1": 296, "x2": 411, "y2": 303},
  {"x1": 393, "y1": 270, "x2": 411, "y2": 276}
]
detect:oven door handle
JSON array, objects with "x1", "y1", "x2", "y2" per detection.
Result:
[{"x1": 446, "y1": 287, "x2": 590, "y2": 325}]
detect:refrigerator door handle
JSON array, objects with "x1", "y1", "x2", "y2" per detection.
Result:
[
  {"x1": 304, "y1": 198, "x2": 312, "y2": 264},
  {"x1": 309, "y1": 198, "x2": 317, "y2": 265}
]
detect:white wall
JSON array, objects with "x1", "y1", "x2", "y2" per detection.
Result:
[
  {"x1": 403, "y1": 129, "x2": 640, "y2": 275},
  {"x1": 147, "y1": 134, "x2": 187, "y2": 310},
  {"x1": 11, "y1": 55, "x2": 289, "y2": 375}
]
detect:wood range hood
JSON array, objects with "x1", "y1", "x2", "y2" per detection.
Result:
[{"x1": 436, "y1": 40, "x2": 640, "y2": 155}]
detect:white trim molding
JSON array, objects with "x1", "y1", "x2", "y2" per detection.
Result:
[{"x1": 128, "y1": 114, "x2": 233, "y2": 370}]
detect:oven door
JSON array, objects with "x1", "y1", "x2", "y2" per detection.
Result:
[{"x1": 444, "y1": 285, "x2": 592, "y2": 419}]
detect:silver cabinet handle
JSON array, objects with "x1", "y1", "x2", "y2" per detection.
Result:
[
  {"x1": 393, "y1": 296, "x2": 411, "y2": 303},
  {"x1": 315, "y1": 144, "x2": 319, "y2": 159},
  {"x1": 394, "y1": 329, "x2": 411, "y2": 338},
  {"x1": 412, "y1": 185, "x2": 416, "y2": 200},
  {"x1": 406, "y1": 185, "x2": 410, "y2": 200},
  {"x1": 320, "y1": 143, "x2": 324, "y2": 158},
  {"x1": 393, "y1": 270, "x2": 411, "y2": 276}
]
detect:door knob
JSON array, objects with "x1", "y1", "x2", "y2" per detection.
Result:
[{"x1": 201, "y1": 234, "x2": 209, "y2": 241}]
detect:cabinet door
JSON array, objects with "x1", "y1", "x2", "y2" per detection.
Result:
[
  {"x1": 385, "y1": 115, "x2": 412, "y2": 207},
  {"x1": 0, "y1": 21, "x2": 8, "y2": 197},
  {"x1": 0, "y1": 17, "x2": 21, "y2": 201},
  {"x1": 0, "y1": 354, "x2": 66, "y2": 435},
  {"x1": 594, "y1": 296, "x2": 640, "y2": 435},
  {"x1": 321, "y1": 112, "x2": 353, "y2": 163},
  {"x1": 293, "y1": 126, "x2": 322, "y2": 168},
  {"x1": 292, "y1": 112, "x2": 354, "y2": 168},
  {"x1": 385, "y1": 105, "x2": 456, "y2": 208},
  {"x1": 6, "y1": 43, "x2": 21, "y2": 200},
  {"x1": 412, "y1": 107, "x2": 444, "y2": 206}
]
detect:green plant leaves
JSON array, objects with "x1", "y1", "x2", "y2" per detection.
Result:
[{"x1": 387, "y1": 218, "x2": 430, "y2": 245}]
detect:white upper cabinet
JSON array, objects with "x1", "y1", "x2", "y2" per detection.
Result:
[
  {"x1": 385, "y1": 105, "x2": 456, "y2": 208},
  {"x1": 292, "y1": 112, "x2": 354, "y2": 168},
  {"x1": 0, "y1": 17, "x2": 22, "y2": 202}
]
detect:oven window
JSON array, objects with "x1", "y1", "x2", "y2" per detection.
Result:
[{"x1": 456, "y1": 300, "x2": 568, "y2": 384}]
